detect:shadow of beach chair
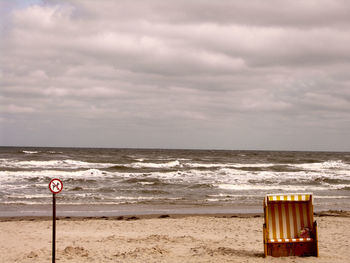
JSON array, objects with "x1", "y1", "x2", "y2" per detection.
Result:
[{"x1": 263, "y1": 193, "x2": 319, "y2": 257}]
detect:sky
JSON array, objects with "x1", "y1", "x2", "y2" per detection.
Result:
[{"x1": 0, "y1": 0, "x2": 350, "y2": 151}]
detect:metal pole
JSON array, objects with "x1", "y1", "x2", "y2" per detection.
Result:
[{"x1": 52, "y1": 193, "x2": 56, "y2": 263}]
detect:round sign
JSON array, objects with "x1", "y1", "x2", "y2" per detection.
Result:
[{"x1": 49, "y1": 178, "x2": 63, "y2": 194}]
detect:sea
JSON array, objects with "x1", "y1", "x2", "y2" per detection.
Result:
[{"x1": 0, "y1": 147, "x2": 349, "y2": 217}]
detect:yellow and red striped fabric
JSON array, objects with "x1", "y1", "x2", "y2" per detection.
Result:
[
  {"x1": 265, "y1": 194, "x2": 313, "y2": 242},
  {"x1": 267, "y1": 194, "x2": 311, "y2": 202}
]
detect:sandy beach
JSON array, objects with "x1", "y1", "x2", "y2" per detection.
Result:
[{"x1": 1, "y1": 212, "x2": 349, "y2": 263}]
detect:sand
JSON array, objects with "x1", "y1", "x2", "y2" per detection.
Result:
[{"x1": 1, "y1": 212, "x2": 350, "y2": 263}]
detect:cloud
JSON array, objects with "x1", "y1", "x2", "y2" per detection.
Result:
[{"x1": 0, "y1": 0, "x2": 350, "y2": 150}]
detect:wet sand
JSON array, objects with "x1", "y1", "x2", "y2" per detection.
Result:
[{"x1": 1, "y1": 211, "x2": 349, "y2": 263}]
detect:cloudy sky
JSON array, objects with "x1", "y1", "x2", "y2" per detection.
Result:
[{"x1": 1, "y1": 0, "x2": 350, "y2": 151}]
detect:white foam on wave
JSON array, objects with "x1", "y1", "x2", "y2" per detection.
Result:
[
  {"x1": 127, "y1": 160, "x2": 181, "y2": 169},
  {"x1": 293, "y1": 160, "x2": 350, "y2": 171},
  {"x1": 0, "y1": 159, "x2": 115, "y2": 169},
  {"x1": 138, "y1": 182, "x2": 155, "y2": 185},
  {"x1": 1, "y1": 164, "x2": 348, "y2": 186},
  {"x1": 184, "y1": 163, "x2": 226, "y2": 168},
  {"x1": 136, "y1": 160, "x2": 350, "y2": 173},
  {"x1": 206, "y1": 197, "x2": 253, "y2": 202},
  {"x1": 207, "y1": 193, "x2": 259, "y2": 197},
  {"x1": 182, "y1": 159, "x2": 350, "y2": 172},
  {"x1": 0, "y1": 169, "x2": 113, "y2": 183},
  {"x1": 5, "y1": 193, "x2": 52, "y2": 199},
  {"x1": 214, "y1": 183, "x2": 331, "y2": 191},
  {"x1": 111, "y1": 196, "x2": 181, "y2": 201},
  {"x1": 184, "y1": 162, "x2": 276, "y2": 169},
  {"x1": 2, "y1": 201, "x2": 52, "y2": 205},
  {"x1": 86, "y1": 167, "x2": 350, "y2": 185},
  {"x1": 206, "y1": 193, "x2": 260, "y2": 202},
  {"x1": 1, "y1": 162, "x2": 349, "y2": 199},
  {"x1": 22, "y1": 151, "x2": 39, "y2": 154}
]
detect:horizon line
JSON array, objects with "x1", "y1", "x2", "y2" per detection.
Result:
[{"x1": 0, "y1": 145, "x2": 348, "y2": 153}]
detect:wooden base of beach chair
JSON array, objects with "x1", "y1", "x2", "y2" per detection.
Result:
[{"x1": 266, "y1": 241, "x2": 317, "y2": 257}]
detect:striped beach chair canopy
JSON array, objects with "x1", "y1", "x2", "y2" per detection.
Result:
[
  {"x1": 265, "y1": 193, "x2": 314, "y2": 243},
  {"x1": 266, "y1": 193, "x2": 312, "y2": 203}
]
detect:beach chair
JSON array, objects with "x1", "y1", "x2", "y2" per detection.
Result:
[{"x1": 263, "y1": 193, "x2": 319, "y2": 257}]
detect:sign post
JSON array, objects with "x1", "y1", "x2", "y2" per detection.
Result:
[{"x1": 49, "y1": 178, "x2": 63, "y2": 263}]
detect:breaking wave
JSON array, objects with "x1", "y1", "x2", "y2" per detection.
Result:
[{"x1": 1, "y1": 148, "x2": 350, "y2": 209}]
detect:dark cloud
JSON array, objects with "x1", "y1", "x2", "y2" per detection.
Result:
[{"x1": 0, "y1": 0, "x2": 349, "y2": 150}]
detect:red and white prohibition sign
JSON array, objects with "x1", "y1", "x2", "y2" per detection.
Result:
[{"x1": 49, "y1": 178, "x2": 63, "y2": 194}]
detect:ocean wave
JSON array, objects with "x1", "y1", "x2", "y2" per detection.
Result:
[
  {"x1": 22, "y1": 151, "x2": 39, "y2": 154},
  {"x1": 205, "y1": 194, "x2": 350, "y2": 202},
  {"x1": 214, "y1": 183, "x2": 332, "y2": 191},
  {"x1": 0, "y1": 159, "x2": 115, "y2": 169},
  {"x1": 205, "y1": 197, "x2": 253, "y2": 202},
  {"x1": 183, "y1": 163, "x2": 225, "y2": 168},
  {"x1": 1, "y1": 166, "x2": 348, "y2": 186},
  {"x1": 139, "y1": 189, "x2": 169, "y2": 194},
  {"x1": 2, "y1": 158, "x2": 349, "y2": 175},
  {"x1": 293, "y1": 160, "x2": 350, "y2": 170},
  {"x1": 0, "y1": 169, "x2": 112, "y2": 183},
  {"x1": 1, "y1": 159, "x2": 349, "y2": 208},
  {"x1": 121, "y1": 177, "x2": 163, "y2": 185},
  {"x1": 7, "y1": 193, "x2": 52, "y2": 199},
  {"x1": 314, "y1": 178, "x2": 350, "y2": 184},
  {"x1": 107, "y1": 165, "x2": 140, "y2": 172},
  {"x1": 315, "y1": 195, "x2": 350, "y2": 199},
  {"x1": 188, "y1": 183, "x2": 213, "y2": 189},
  {"x1": 71, "y1": 186, "x2": 83, "y2": 191},
  {"x1": 207, "y1": 193, "x2": 260, "y2": 198},
  {"x1": 1, "y1": 200, "x2": 139, "y2": 205},
  {"x1": 339, "y1": 186, "x2": 350, "y2": 191},
  {"x1": 182, "y1": 160, "x2": 350, "y2": 171},
  {"x1": 139, "y1": 182, "x2": 155, "y2": 185},
  {"x1": 1, "y1": 199, "x2": 182, "y2": 206},
  {"x1": 1, "y1": 148, "x2": 349, "y2": 210},
  {"x1": 184, "y1": 162, "x2": 275, "y2": 169},
  {"x1": 110, "y1": 196, "x2": 164, "y2": 200},
  {"x1": 127, "y1": 160, "x2": 181, "y2": 169}
]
